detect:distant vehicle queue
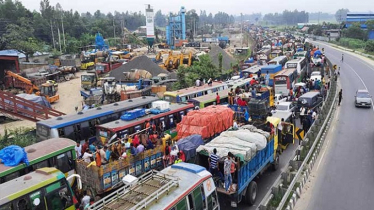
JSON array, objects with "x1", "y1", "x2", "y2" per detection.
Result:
[{"x1": 1, "y1": 31, "x2": 332, "y2": 210}]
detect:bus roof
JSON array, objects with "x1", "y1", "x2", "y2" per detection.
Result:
[
  {"x1": 286, "y1": 57, "x2": 305, "y2": 64},
  {"x1": 97, "y1": 103, "x2": 194, "y2": 132},
  {"x1": 226, "y1": 78, "x2": 251, "y2": 89},
  {"x1": 0, "y1": 168, "x2": 64, "y2": 205},
  {"x1": 0, "y1": 138, "x2": 76, "y2": 176},
  {"x1": 189, "y1": 89, "x2": 229, "y2": 104},
  {"x1": 37, "y1": 96, "x2": 158, "y2": 128},
  {"x1": 242, "y1": 65, "x2": 262, "y2": 74},
  {"x1": 164, "y1": 81, "x2": 226, "y2": 97},
  {"x1": 269, "y1": 56, "x2": 287, "y2": 62},
  {"x1": 275, "y1": 68, "x2": 297, "y2": 77},
  {"x1": 92, "y1": 163, "x2": 211, "y2": 210}
]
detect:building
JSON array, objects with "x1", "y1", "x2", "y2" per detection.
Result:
[{"x1": 345, "y1": 13, "x2": 374, "y2": 39}]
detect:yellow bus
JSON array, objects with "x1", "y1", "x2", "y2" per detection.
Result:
[
  {"x1": 0, "y1": 167, "x2": 78, "y2": 210},
  {"x1": 0, "y1": 138, "x2": 77, "y2": 186},
  {"x1": 163, "y1": 81, "x2": 228, "y2": 103}
]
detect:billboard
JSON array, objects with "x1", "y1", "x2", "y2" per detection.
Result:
[{"x1": 145, "y1": 5, "x2": 155, "y2": 38}]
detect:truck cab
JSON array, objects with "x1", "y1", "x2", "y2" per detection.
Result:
[{"x1": 81, "y1": 70, "x2": 98, "y2": 90}]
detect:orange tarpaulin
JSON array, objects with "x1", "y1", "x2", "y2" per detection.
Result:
[{"x1": 177, "y1": 105, "x2": 234, "y2": 139}]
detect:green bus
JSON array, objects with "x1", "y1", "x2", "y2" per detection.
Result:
[
  {"x1": 188, "y1": 89, "x2": 229, "y2": 108},
  {"x1": 0, "y1": 138, "x2": 77, "y2": 186},
  {"x1": 0, "y1": 167, "x2": 78, "y2": 210}
]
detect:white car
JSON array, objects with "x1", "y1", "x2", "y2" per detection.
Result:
[
  {"x1": 310, "y1": 71, "x2": 322, "y2": 82},
  {"x1": 276, "y1": 102, "x2": 296, "y2": 112},
  {"x1": 274, "y1": 94, "x2": 287, "y2": 104}
]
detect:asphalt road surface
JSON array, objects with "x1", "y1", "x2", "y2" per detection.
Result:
[{"x1": 295, "y1": 42, "x2": 374, "y2": 210}]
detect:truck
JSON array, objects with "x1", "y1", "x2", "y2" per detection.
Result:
[
  {"x1": 81, "y1": 70, "x2": 99, "y2": 90},
  {"x1": 95, "y1": 61, "x2": 123, "y2": 74},
  {"x1": 196, "y1": 117, "x2": 294, "y2": 207},
  {"x1": 261, "y1": 64, "x2": 283, "y2": 86}
]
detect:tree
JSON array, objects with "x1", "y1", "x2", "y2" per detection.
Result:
[
  {"x1": 3, "y1": 18, "x2": 42, "y2": 61},
  {"x1": 154, "y1": 10, "x2": 166, "y2": 27},
  {"x1": 343, "y1": 23, "x2": 367, "y2": 40},
  {"x1": 366, "y1": 20, "x2": 374, "y2": 32},
  {"x1": 335, "y1": 9, "x2": 349, "y2": 22},
  {"x1": 218, "y1": 53, "x2": 223, "y2": 72}
]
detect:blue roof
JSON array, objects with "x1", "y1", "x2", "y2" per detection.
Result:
[{"x1": 171, "y1": 162, "x2": 206, "y2": 174}]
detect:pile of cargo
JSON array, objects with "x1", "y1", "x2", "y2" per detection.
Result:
[
  {"x1": 176, "y1": 105, "x2": 234, "y2": 139},
  {"x1": 196, "y1": 125, "x2": 269, "y2": 161}
]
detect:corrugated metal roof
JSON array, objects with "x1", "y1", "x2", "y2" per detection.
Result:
[{"x1": 0, "y1": 49, "x2": 25, "y2": 58}]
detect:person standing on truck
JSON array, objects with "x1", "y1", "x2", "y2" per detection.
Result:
[
  {"x1": 224, "y1": 152, "x2": 237, "y2": 193},
  {"x1": 265, "y1": 71, "x2": 270, "y2": 86}
]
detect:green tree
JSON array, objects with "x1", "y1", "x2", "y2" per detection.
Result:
[
  {"x1": 3, "y1": 18, "x2": 42, "y2": 61},
  {"x1": 154, "y1": 10, "x2": 166, "y2": 27},
  {"x1": 365, "y1": 40, "x2": 374, "y2": 53},
  {"x1": 343, "y1": 23, "x2": 367, "y2": 40},
  {"x1": 218, "y1": 53, "x2": 223, "y2": 72},
  {"x1": 366, "y1": 20, "x2": 374, "y2": 32}
]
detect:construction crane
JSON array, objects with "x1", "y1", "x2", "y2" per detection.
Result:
[{"x1": 6, "y1": 71, "x2": 60, "y2": 103}]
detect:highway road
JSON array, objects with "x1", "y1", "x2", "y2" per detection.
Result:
[{"x1": 295, "y1": 42, "x2": 374, "y2": 210}]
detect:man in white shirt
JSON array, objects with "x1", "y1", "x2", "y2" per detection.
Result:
[
  {"x1": 299, "y1": 106, "x2": 306, "y2": 125},
  {"x1": 82, "y1": 150, "x2": 93, "y2": 163},
  {"x1": 75, "y1": 143, "x2": 82, "y2": 158}
]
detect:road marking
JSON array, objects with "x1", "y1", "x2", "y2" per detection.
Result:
[{"x1": 317, "y1": 42, "x2": 374, "y2": 111}]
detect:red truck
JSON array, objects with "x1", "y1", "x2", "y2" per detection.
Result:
[{"x1": 95, "y1": 62, "x2": 123, "y2": 74}]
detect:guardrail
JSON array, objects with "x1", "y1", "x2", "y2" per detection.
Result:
[{"x1": 257, "y1": 58, "x2": 338, "y2": 210}]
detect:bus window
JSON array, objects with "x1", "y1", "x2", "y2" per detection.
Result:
[
  {"x1": 45, "y1": 180, "x2": 73, "y2": 210},
  {"x1": 168, "y1": 115, "x2": 175, "y2": 128},
  {"x1": 54, "y1": 153, "x2": 72, "y2": 173},
  {"x1": 119, "y1": 129, "x2": 128, "y2": 138},
  {"x1": 187, "y1": 194, "x2": 195, "y2": 210},
  {"x1": 63, "y1": 126, "x2": 75, "y2": 140},
  {"x1": 134, "y1": 125, "x2": 142, "y2": 133},
  {"x1": 89, "y1": 120, "x2": 97, "y2": 135},
  {"x1": 100, "y1": 116, "x2": 109, "y2": 124},
  {"x1": 193, "y1": 187, "x2": 204, "y2": 210},
  {"x1": 80, "y1": 121, "x2": 90, "y2": 140},
  {"x1": 200, "y1": 185, "x2": 207, "y2": 209},
  {"x1": 33, "y1": 160, "x2": 49, "y2": 171},
  {"x1": 58, "y1": 128, "x2": 65, "y2": 138},
  {"x1": 172, "y1": 198, "x2": 187, "y2": 210},
  {"x1": 180, "y1": 111, "x2": 185, "y2": 119}
]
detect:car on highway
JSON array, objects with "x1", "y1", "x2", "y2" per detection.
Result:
[
  {"x1": 355, "y1": 89, "x2": 372, "y2": 108},
  {"x1": 274, "y1": 93, "x2": 287, "y2": 104},
  {"x1": 310, "y1": 71, "x2": 322, "y2": 81},
  {"x1": 276, "y1": 101, "x2": 296, "y2": 112}
]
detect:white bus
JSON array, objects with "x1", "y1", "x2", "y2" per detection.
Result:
[
  {"x1": 284, "y1": 57, "x2": 307, "y2": 82},
  {"x1": 268, "y1": 56, "x2": 288, "y2": 67},
  {"x1": 89, "y1": 162, "x2": 220, "y2": 210}
]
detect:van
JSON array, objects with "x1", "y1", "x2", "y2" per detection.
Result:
[{"x1": 297, "y1": 91, "x2": 323, "y2": 109}]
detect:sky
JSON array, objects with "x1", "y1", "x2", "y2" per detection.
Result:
[{"x1": 21, "y1": 0, "x2": 374, "y2": 15}]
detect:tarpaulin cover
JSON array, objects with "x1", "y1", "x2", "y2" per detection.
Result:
[
  {"x1": 0, "y1": 145, "x2": 29, "y2": 167},
  {"x1": 16, "y1": 94, "x2": 51, "y2": 108},
  {"x1": 177, "y1": 105, "x2": 234, "y2": 139},
  {"x1": 176, "y1": 134, "x2": 204, "y2": 161}
]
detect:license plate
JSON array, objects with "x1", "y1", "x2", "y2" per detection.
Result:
[{"x1": 362, "y1": 103, "x2": 365, "y2": 105}]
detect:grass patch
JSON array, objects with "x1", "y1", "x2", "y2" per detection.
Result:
[{"x1": 0, "y1": 127, "x2": 37, "y2": 149}]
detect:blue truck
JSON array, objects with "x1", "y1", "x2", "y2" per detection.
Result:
[
  {"x1": 197, "y1": 117, "x2": 283, "y2": 207},
  {"x1": 261, "y1": 64, "x2": 283, "y2": 86}
]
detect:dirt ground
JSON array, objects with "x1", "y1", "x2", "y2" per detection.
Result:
[{"x1": 0, "y1": 72, "x2": 84, "y2": 135}]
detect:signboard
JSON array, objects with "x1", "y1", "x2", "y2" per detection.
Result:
[
  {"x1": 145, "y1": 5, "x2": 155, "y2": 38},
  {"x1": 286, "y1": 63, "x2": 297, "y2": 68},
  {"x1": 275, "y1": 76, "x2": 287, "y2": 81}
]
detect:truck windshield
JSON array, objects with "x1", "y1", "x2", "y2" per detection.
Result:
[
  {"x1": 81, "y1": 75, "x2": 93, "y2": 82},
  {"x1": 95, "y1": 65, "x2": 105, "y2": 71}
]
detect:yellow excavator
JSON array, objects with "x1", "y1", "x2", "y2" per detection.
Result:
[{"x1": 6, "y1": 71, "x2": 60, "y2": 103}]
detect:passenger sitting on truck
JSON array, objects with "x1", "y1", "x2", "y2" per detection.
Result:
[
  {"x1": 174, "y1": 152, "x2": 183, "y2": 164},
  {"x1": 130, "y1": 143, "x2": 137, "y2": 156},
  {"x1": 132, "y1": 135, "x2": 140, "y2": 148},
  {"x1": 146, "y1": 138, "x2": 154, "y2": 150}
]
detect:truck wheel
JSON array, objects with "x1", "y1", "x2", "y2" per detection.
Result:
[
  {"x1": 245, "y1": 181, "x2": 257, "y2": 206},
  {"x1": 272, "y1": 154, "x2": 280, "y2": 171}
]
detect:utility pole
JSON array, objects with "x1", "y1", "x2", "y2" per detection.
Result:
[
  {"x1": 241, "y1": 13, "x2": 243, "y2": 48},
  {"x1": 57, "y1": 27, "x2": 62, "y2": 53},
  {"x1": 61, "y1": 16, "x2": 66, "y2": 48},
  {"x1": 50, "y1": 20, "x2": 56, "y2": 50}
]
